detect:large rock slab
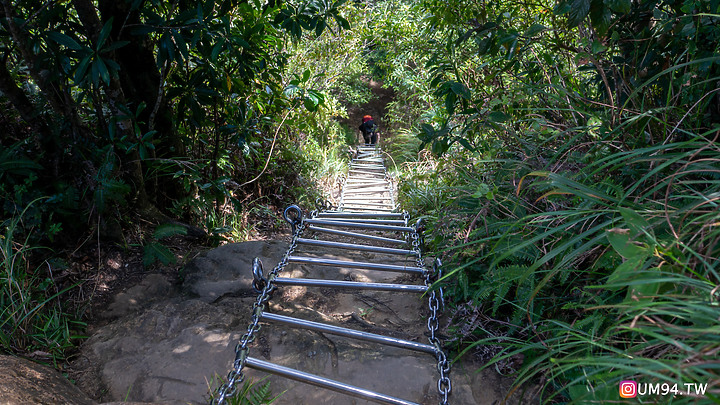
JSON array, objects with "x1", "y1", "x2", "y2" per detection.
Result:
[
  {"x1": 77, "y1": 296, "x2": 511, "y2": 405},
  {"x1": 0, "y1": 355, "x2": 96, "y2": 405},
  {"x1": 75, "y1": 298, "x2": 247, "y2": 404},
  {"x1": 182, "y1": 240, "x2": 288, "y2": 302},
  {"x1": 101, "y1": 274, "x2": 174, "y2": 320}
]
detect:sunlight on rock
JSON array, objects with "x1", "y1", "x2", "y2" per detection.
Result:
[
  {"x1": 204, "y1": 332, "x2": 229, "y2": 344},
  {"x1": 172, "y1": 344, "x2": 191, "y2": 354}
]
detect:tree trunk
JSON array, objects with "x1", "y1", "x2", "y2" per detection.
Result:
[
  {"x1": 72, "y1": 0, "x2": 150, "y2": 209},
  {"x1": 96, "y1": 0, "x2": 185, "y2": 207}
]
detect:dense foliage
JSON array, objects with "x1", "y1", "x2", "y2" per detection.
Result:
[
  {"x1": 363, "y1": 0, "x2": 719, "y2": 402},
  {"x1": 1, "y1": 0, "x2": 352, "y2": 364}
]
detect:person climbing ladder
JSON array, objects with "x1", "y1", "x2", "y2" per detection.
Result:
[{"x1": 359, "y1": 115, "x2": 379, "y2": 145}]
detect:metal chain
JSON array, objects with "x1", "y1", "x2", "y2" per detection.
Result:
[
  {"x1": 212, "y1": 206, "x2": 306, "y2": 405},
  {"x1": 411, "y1": 220, "x2": 451, "y2": 405}
]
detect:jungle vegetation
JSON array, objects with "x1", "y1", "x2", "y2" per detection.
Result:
[{"x1": 1, "y1": 0, "x2": 719, "y2": 403}]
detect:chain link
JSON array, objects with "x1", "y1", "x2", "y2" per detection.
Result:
[
  {"x1": 212, "y1": 211, "x2": 306, "y2": 405},
  {"x1": 411, "y1": 222, "x2": 451, "y2": 405}
]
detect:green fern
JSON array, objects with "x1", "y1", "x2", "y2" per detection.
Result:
[
  {"x1": 209, "y1": 377, "x2": 280, "y2": 405},
  {"x1": 510, "y1": 276, "x2": 535, "y2": 327},
  {"x1": 142, "y1": 241, "x2": 175, "y2": 267},
  {"x1": 489, "y1": 264, "x2": 529, "y2": 316}
]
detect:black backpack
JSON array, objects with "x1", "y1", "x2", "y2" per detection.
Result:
[{"x1": 360, "y1": 119, "x2": 376, "y2": 134}]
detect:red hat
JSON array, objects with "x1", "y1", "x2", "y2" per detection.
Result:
[{"x1": 362, "y1": 115, "x2": 372, "y2": 122}]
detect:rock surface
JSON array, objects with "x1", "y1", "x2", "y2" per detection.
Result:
[
  {"x1": 101, "y1": 273, "x2": 174, "y2": 319},
  {"x1": 73, "y1": 240, "x2": 534, "y2": 404},
  {"x1": 182, "y1": 240, "x2": 289, "y2": 303},
  {"x1": 0, "y1": 355, "x2": 95, "y2": 405}
]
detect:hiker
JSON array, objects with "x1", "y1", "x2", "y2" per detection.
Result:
[{"x1": 359, "y1": 115, "x2": 378, "y2": 145}]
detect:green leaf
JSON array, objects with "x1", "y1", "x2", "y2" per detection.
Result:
[
  {"x1": 211, "y1": 41, "x2": 223, "y2": 62},
  {"x1": 141, "y1": 130, "x2": 157, "y2": 142},
  {"x1": 101, "y1": 40, "x2": 130, "y2": 53},
  {"x1": 153, "y1": 223, "x2": 187, "y2": 240},
  {"x1": 606, "y1": 252, "x2": 647, "y2": 288},
  {"x1": 47, "y1": 32, "x2": 82, "y2": 50},
  {"x1": 554, "y1": 0, "x2": 572, "y2": 15},
  {"x1": 450, "y1": 81, "x2": 471, "y2": 99},
  {"x1": 589, "y1": 0, "x2": 612, "y2": 34},
  {"x1": 335, "y1": 15, "x2": 350, "y2": 30},
  {"x1": 618, "y1": 208, "x2": 650, "y2": 236},
  {"x1": 524, "y1": 24, "x2": 547, "y2": 37},
  {"x1": 488, "y1": 111, "x2": 510, "y2": 122},
  {"x1": 457, "y1": 137, "x2": 474, "y2": 151},
  {"x1": 74, "y1": 55, "x2": 92, "y2": 84},
  {"x1": 627, "y1": 275, "x2": 661, "y2": 301},
  {"x1": 303, "y1": 90, "x2": 324, "y2": 111},
  {"x1": 171, "y1": 30, "x2": 188, "y2": 61},
  {"x1": 567, "y1": 0, "x2": 591, "y2": 26},
  {"x1": 96, "y1": 58, "x2": 110, "y2": 85},
  {"x1": 445, "y1": 92, "x2": 457, "y2": 115},
  {"x1": 97, "y1": 18, "x2": 114, "y2": 50},
  {"x1": 604, "y1": 0, "x2": 631, "y2": 13},
  {"x1": 471, "y1": 183, "x2": 491, "y2": 199},
  {"x1": 591, "y1": 40, "x2": 607, "y2": 54},
  {"x1": 606, "y1": 230, "x2": 645, "y2": 259},
  {"x1": 431, "y1": 138, "x2": 449, "y2": 155},
  {"x1": 315, "y1": 19, "x2": 326, "y2": 36},
  {"x1": 143, "y1": 241, "x2": 176, "y2": 267}
]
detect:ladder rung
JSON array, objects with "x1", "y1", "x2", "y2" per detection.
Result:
[
  {"x1": 343, "y1": 187, "x2": 392, "y2": 192},
  {"x1": 345, "y1": 182, "x2": 388, "y2": 186},
  {"x1": 261, "y1": 312, "x2": 435, "y2": 354},
  {"x1": 342, "y1": 203, "x2": 394, "y2": 207},
  {"x1": 342, "y1": 197, "x2": 392, "y2": 201},
  {"x1": 311, "y1": 219, "x2": 406, "y2": 224},
  {"x1": 307, "y1": 225, "x2": 406, "y2": 244},
  {"x1": 341, "y1": 203, "x2": 397, "y2": 209},
  {"x1": 316, "y1": 212, "x2": 406, "y2": 218},
  {"x1": 245, "y1": 358, "x2": 420, "y2": 405},
  {"x1": 344, "y1": 185, "x2": 391, "y2": 189},
  {"x1": 296, "y1": 238, "x2": 415, "y2": 255},
  {"x1": 305, "y1": 219, "x2": 411, "y2": 232},
  {"x1": 348, "y1": 172, "x2": 385, "y2": 177},
  {"x1": 342, "y1": 193, "x2": 392, "y2": 198},
  {"x1": 288, "y1": 256, "x2": 423, "y2": 274},
  {"x1": 273, "y1": 277, "x2": 427, "y2": 293},
  {"x1": 339, "y1": 206, "x2": 396, "y2": 212}
]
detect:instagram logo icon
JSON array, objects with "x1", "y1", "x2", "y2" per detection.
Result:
[{"x1": 620, "y1": 380, "x2": 637, "y2": 398}]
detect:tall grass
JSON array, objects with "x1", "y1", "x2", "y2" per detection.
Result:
[
  {"x1": 397, "y1": 123, "x2": 720, "y2": 401},
  {"x1": 0, "y1": 200, "x2": 85, "y2": 366}
]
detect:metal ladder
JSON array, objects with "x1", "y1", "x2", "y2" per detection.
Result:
[{"x1": 214, "y1": 145, "x2": 450, "y2": 405}]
